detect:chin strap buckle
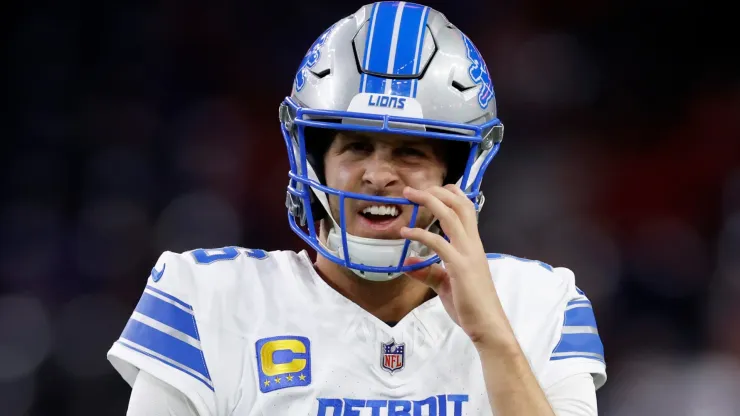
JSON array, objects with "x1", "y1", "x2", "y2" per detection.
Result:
[
  {"x1": 475, "y1": 192, "x2": 485, "y2": 211},
  {"x1": 285, "y1": 191, "x2": 307, "y2": 227},
  {"x1": 474, "y1": 192, "x2": 485, "y2": 222}
]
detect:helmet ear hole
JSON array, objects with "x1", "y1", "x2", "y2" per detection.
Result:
[
  {"x1": 443, "y1": 142, "x2": 472, "y2": 187},
  {"x1": 303, "y1": 126, "x2": 335, "y2": 185},
  {"x1": 303, "y1": 126, "x2": 337, "y2": 222},
  {"x1": 308, "y1": 193, "x2": 328, "y2": 223},
  {"x1": 425, "y1": 128, "x2": 472, "y2": 187}
]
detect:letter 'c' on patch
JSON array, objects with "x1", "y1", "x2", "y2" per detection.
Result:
[{"x1": 255, "y1": 335, "x2": 312, "y2": 393}]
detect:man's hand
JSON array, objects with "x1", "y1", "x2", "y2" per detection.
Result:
[
  {"x1": 400, "y1": 184, "x2": 515, "y2": 349},
  {"x1": 401, "y1": 184, "x2": 558, "y2": 416}
]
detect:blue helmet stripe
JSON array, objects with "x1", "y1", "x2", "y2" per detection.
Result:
[
  {"x1": 393, "y1": 4, "x2": 424, "y2": 75},
  {"x1": 362, "y1": 1, "x2": 399, "y2": 93},
  {"x1": 411, "y1": 6, "x2": 429, "y2": 97},
  {"x1": 367, "y1": 2, "x2": 399, "y2": 72},
  {"x1": 364, "y1": 75, "x2": 386, "y2": 94},
  {"x1": 360, "y1": 2, "x2": 430, "y2": 97},
  {"x1": 359, "y1": 2, "x2": 379, "y2": 92},
  {"x1": 392, "y1": 4, "x2": 427, "y2": 97},
  {"x1": 381, "y1": 1, "x2": 406, "y2": 94}
]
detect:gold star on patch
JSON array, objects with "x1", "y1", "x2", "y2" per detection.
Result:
[
  {"x1": 274, "y1": 377, "x2": 281, "y2": 384},
  {"x1": 264, "y1": 380, "x2": 270, "y2": 387},
  {"x1": 286, "y1": 375, "x2": 294, "y2": 382},
  {"x1": 299, "y1": 373, "x2": 306, "y2": 381}
]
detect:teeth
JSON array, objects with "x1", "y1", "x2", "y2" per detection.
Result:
[{"x1": 361, "y1": 205, "x2": 399, "y2": 217}]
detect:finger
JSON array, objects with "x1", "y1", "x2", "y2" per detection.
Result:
[
  {"x1": 400, "y1": 226, "x2": 461, "y2": 262},
  {"x1": 444, "y1": 185, "x2": 480, "y2": 236},
  {"x1": 431, "y1": 185, "x2": 478, "y2": 230},
  {"x1": 403, "y1": 258, "x2": 448, "y2": 291},
  {"x1": 403, "y1": 186, "x2": 467, "y2": 244}
]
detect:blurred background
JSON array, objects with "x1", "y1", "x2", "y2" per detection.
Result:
[{"x1": 3, "y1": 0, "x2": 739, "y2": 414}]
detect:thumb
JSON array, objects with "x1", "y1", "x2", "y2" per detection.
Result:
[{"x1": 404, "y1": 258, "x2": 448, "y2": 291}]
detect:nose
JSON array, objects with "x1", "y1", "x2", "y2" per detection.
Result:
[{"x1": 362, "y1": 152, "x2": 400, "y2": 191}]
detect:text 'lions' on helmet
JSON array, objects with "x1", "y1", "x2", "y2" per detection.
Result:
[{"x1": 279, "y1": 1, "x2": 504, "y2": 281}]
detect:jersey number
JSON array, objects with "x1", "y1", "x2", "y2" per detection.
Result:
[{"x1": 191, "y1": 246, "x2": 268, "y2": 264}]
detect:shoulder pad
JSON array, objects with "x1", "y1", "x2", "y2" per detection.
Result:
[
  {"x1": 486, "y1": 252, "x2": 554, "y2": 272},
  {"x1": 486, "y1": 252, "x2": 569, "y2": 310}
]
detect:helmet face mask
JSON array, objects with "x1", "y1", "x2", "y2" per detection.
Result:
[{"x1": 279, "y1": 1, "x2": 504, "y2": 281}]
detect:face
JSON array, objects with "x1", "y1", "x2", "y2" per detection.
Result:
[{"x1": 323, "y1": 131, "x2": 448, "y2": 240}]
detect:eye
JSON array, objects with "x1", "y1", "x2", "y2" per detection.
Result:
[
  {"x1": 344, "y1": 140, "x2": 373, "y2": 154},
  {"x1": 397, "y1": 146, "x2": 427, "y2": 158}
]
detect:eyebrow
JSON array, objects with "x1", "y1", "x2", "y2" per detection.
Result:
[
  {"x1": 345, "y1": 133, "x2": 372, "y2": 142},
  {"x1": 343, "y1": 132, "x2": 428, "y2": 146}
]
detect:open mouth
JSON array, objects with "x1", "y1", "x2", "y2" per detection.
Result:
[{"x1": 356, "y1": 204, "x2": 404, "y2": 235}]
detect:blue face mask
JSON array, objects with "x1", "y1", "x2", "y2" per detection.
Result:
[{"x1": 279, "y1": 97, "x2": 503, "y2": 281}]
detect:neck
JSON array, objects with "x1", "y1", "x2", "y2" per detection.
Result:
[{"x1": 314, "y1": 254, "x2": 435, "y2": 324}]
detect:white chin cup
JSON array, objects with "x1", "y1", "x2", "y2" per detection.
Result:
[
  {"x1": 301, "y1": 158, "x2": 437, "y2": 281},
  {"x1": 326, "y1": 228, "x2": 434, "y2": 282}
]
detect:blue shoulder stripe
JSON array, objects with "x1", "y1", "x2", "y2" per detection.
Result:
[
  {"x1": 567, "y1": 299, "x2": 591, "y2": 307},
  {"x1": 119, "y1": 287, "x2": 213, "y2": 390},
  {"x1": 563, "y1": 304, "x2": 597, "y2": 328},
  {"x1": 121, "y1": 319, "x2": 212, "y2": 383},
  {"x1": 551, "y1": 333, "x2": 604, "y2": 361},
  {"x1": 146, "y1": 285, "x2": 193, "y2": 310},
  {"x1": 134, "y1": 291, "x2": 200, "y2": 341},
  {"x1": 116, "y1": 339, "x2": 214, "y2": 391},
  {"x1": 550, "y1": 296, "x2": 604, "y2": 363}
]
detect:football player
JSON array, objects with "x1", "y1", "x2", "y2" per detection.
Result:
[{"x1": 109, "y1": 2, "x2": 607, "y2": 415}]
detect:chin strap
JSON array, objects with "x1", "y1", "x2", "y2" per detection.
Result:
[{"x1": 324, "y1": 223, "x2": 437, "y2": 281}]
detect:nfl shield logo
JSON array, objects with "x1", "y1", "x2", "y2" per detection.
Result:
[{"x1": 380, "y1": 338, "x2": 405, "y2": 374}]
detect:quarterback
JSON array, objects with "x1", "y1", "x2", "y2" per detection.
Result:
[{"x1": 108, "y1": 2, "x2": 607, "y2": 415}]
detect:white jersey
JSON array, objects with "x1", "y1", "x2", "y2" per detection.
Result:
[{"x1": 107, "y1": 246, "x2": 606, "y2": 416}]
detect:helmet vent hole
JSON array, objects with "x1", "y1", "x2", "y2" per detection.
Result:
[
  {"x1": 312, "y1": 68, "x2": 331, "y2": 79},
  {"x1": 452, "y1": 80, "x2": 474, "y2": 92}
]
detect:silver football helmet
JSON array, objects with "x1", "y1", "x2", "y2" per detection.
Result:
[{"x1": 279, "y1": 1, "x2": 503, "y2": 281}]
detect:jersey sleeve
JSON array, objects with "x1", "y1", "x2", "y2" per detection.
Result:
[
  {"x1": 127, "y1": 371, "x2": 200, "y2": 416},
  {"x1": 107, "y1": 251, "x2": 216, "y2": 416},
  {"x1": 540, "y1": 266, "x2": 607, "y2": 391}
]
